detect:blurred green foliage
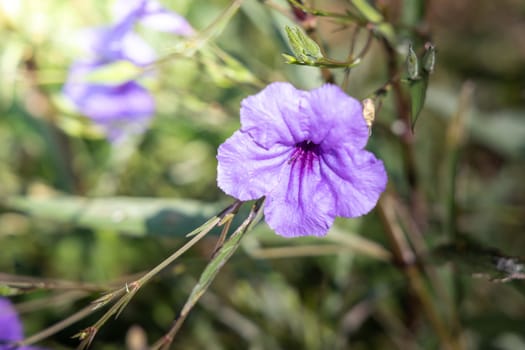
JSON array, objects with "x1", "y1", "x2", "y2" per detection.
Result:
[{"x1": 0, "y1": 0, "x2": 524, "y2": 349}]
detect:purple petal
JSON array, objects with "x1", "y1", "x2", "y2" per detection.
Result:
[
  {"x1": 93, "y1": 14, "x2": 140, "y2": 62},
  {"x1": 67, "y1": 81, "x2": 154, "y2": 138},
  {"x1": 217, "y1": 131, "x2": 292, "y2": 201},
  {"x1": 113, "y1": 0, "x2": 194, "y2": 36},
  {"x1": 263, "y1": 152, "x2": 336, "y2": 237},
  {"x1": 240, "y1": 82, "x2": 309, "y2": 149},
  {"x1": 64, "y1": 62, "x2": 154, "y2": 120},
  {"x1": 304, "y1": 84, "x2": 370, "y2": 149},
  {"x1": 90, "y1": 27, "x2": 156, "y2": 65},
  {"x1": 81, "y1": 82, "x2": 153, "y2": 121},
  {"x1": 112, "y1": 0, "x2": 147, "y2": 22},
  {"x1": 90, "y1": 0, "x2": 155, "y2": 65},
  {"x1": 80, "y1": 0, "x2": 191, "y2": 67},
  {"x1": 119, "y1": 32, "x2": 157, "y2": 66},
  {"x1": 63, "y1": 62, "x2": 154, "y2": 141},
  {"x1": 0, "y1": 298, "x2": 23, "y2": 343},
  {"x1": 320, "y1": 146, "x2": 387, "y2": 218},
  {"x1": 140, "y1": 11, "x2": 194, "y2": 36}
]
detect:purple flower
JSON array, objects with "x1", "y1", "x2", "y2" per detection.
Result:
[
  {"x1": 0, "y1": 298, "x2": 46, "y2": 350},
  {"x1": 63, "y1": 0, "x2": 193, "y2": 141},
  {"x1": 217, "y1": 83, "x2": 387, "y2": 237},
  {"x1": 91, "y1": 0, "x2": 194, "y2": 65}
]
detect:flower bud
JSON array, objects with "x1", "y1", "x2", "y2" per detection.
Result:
[{"x1": 407, "y1": 43, "x2": 419, "y2": 80}]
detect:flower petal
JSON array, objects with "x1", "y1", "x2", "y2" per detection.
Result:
[
  {"x1": 63, "y1": 63, "x2": 154, "y2": 141},
  {"x1": 119, "y1": 32, "x2": 157, "y2": 65},
  {"x1": 64, "y1": 79, "x2": 154, "y2": 122},
  {"x1": 320, "y1": 146, "x2": 387, "y2": 218},
  {"x1": 240, "y1": 82, "x2": 309, "y2": 149},
  {"x1": 0, "y1": 298, "x2": 23, "y2": 342},
  {"x1": 93, "y1": 12, "x2": 141, "y2": 62},
  {"x1": 90, "y1": 26, "x2": 156, "y2": 65},
  {"x1": 304, "y1": 84, "x2": 369, "y2": 149},
  {"x1": 72, "y1": 81, "x2": 153, "y2": 140},
  {"x1": 140, "y1": 11, "x2": 194, "y2": 36},
  {"x1": 112, "y1": 0, "x2": 147, "y2": 22},
  {"x1": 264, "y1": 155, "x2": 336, "y2": 237},
  {"x1": 217, "y1": 131, "x2": 292, "y2": 201},
  {"x1": 113, "y1": 0, "x2": 194, "y2": 36}
]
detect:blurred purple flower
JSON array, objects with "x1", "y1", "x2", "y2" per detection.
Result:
[
  {"x1": 92, "y1": 0, "x2": 194, "y2": 65},
  {"x1": 63, "y1": 61, "x2": 155, "y2": 141},
  {"x1": 63, "y1": 0, "x2": 193, "y2": 141},
  {"x1": 0, "y1": 298, "x2": 46, "y2": 350},
  {"x1": 217, "y1": 83, "x2": 387, "y2": 237}
]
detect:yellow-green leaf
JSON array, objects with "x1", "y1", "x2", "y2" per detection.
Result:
[{"x1": 83, "y1": 60, "x2": 142, "y2": 85}]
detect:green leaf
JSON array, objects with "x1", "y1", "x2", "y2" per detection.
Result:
[
  {"x1": 4, "y1": 196, "x2": 222, "y2": 237},
  {"x1": 410, "y1": 76, "x2": 428, "y2": 117},
  {"x1": 406, "y1": 74, "x2": 429, "y2": 129},
  {"x1": 285, "y1": 26, "x2": 323, "y2": 64},
  {"x1": 181, "y1": 200, "x2": 263, "y2": 315},
  {"x1": 186, "y1": 227, "x2": 245, "y2": 306},
  {"x1": 83, "y1": 60, "x2": 142, "y2": 85}
]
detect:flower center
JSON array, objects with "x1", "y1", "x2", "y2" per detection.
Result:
[{"x1": 288, "y1": 140, "x2": 320, "y2": 167}]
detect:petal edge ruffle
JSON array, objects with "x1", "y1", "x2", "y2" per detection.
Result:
[{"x1": 320, "y1": 146, "x2": 387, "y2": 218}]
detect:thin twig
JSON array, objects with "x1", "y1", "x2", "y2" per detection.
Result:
[
  {"x1": 0, "y1": 273, "x2": 108, "y2": 293},
  {"x1": 17, "y1": 303, "x2": 99, "y2": 347}
]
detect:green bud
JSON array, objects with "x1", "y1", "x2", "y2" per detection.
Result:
[
  {"x1": 422, "y1": 42, "x2": 436, "y2": 74},
  {"x1": 285, "y1": 26, "x2": 322, "y2": 65},
  {"x1": 406, "y1": 43, "x2": 419, "y2": 80}
]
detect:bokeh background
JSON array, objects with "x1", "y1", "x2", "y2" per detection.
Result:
[{"x1": 0, "y1": 0, "x2": 524, "y2": 349}]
